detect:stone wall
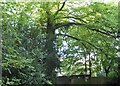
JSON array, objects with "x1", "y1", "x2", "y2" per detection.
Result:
[{"x1": 56, "y1": 75, "x2": 109, "y2": 84}]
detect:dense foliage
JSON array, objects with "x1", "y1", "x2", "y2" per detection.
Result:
[
  {"x1": 59, "y1": 2, "x2": 119, "y2": 78},
  {"x1": 1, "y1": 2, "x2": 50, "y2": 85},
  {"x1": 1, "y1": 1, "x2": 119, "y2": 85}
]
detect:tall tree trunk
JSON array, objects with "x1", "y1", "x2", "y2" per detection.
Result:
[
  {"x1": 0, "y1": 29, "x2": 2, "y2": 79},
  {"x1": 43, "y1": 12, "x2": 60, "y2": 83},
  {"x1": 89, "y1": 53, "x2": 91, "y2": 77},
  {"x1": 118, "y1": 2, "x2": 120, "y2": 77},
  {"x1": 84, "y1": 54, "x2": 87, "y2": 74}
]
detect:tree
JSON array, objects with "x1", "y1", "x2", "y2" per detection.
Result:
[
  {"x1": 1, "y1": 1, "x2": 119, "y2": 85},
  {"x1": 56, "y1": 1, "x2": 119, "y2": 78},
  {"x1": 1, "y1": 2, "x2": 50, "y2": 85}
]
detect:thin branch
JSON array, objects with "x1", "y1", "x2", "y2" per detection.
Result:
[
  {"x1": 54, "y1": 0, "x2": 67, "y2": 15},
  {"x1": 63, "y1": 16, "x2": 87, "y2": 23},
  {"x1": 57, "y1": 33, "x2": 108, "y2": 57},
  {"x1": 55, "y1": 22, "x2": 85, "y2": 29},
  {"x1": 55, "y1": 22, "x2": 120, "y2": 38}
]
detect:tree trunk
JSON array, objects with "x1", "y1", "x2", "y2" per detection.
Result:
[
  {"x1": 43, "y1": 12, "x2": 60, "y2": 83},
  {"x1": 89, "y1": 53, "x2": 92, "y2": 77},
  {"x1": 84, "y1": 54, "x2": 87, "y2": 74}
]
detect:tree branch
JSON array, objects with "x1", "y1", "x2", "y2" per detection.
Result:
[
  {"x1": 54, "y1": 0, "x2": 67, "y2": 15},
  {"x1": 57, "y1": 33, "x2": 108, "y2": 57},
  {"x1": 63, "y1": 16, "x2": 87, "y2": 23},
  {"x1": 55, "y1": 22, "x2": 120, "y2": 38},
  {"x1": 55, "y1": 22, "x2": 85, "y2": 29}
]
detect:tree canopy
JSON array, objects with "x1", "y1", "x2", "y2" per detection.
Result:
[{"x1": 1, "y1": 0, "x2": 120, "y2": 85}]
